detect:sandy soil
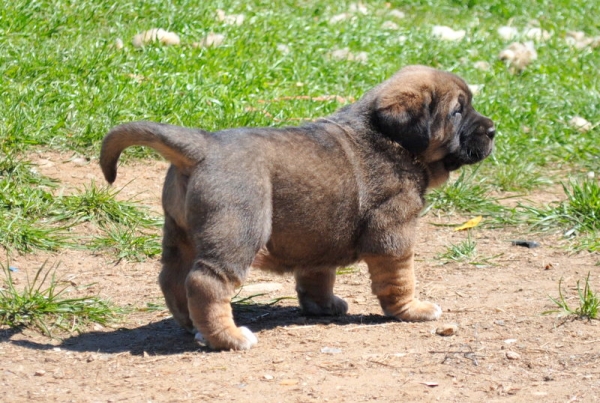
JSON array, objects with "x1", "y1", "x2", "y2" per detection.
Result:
[{"x1": 1, "y1": 152, "x2": 599, "y2": 402}]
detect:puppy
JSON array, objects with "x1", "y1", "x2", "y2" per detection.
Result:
[{"x1": 100, "y1": 65, "x2": 495, "y2": 350}]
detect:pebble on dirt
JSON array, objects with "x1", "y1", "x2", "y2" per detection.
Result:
[
  {"x1": 505, "y1": 351, "x2": 521, "y2": 360},
  {"x1": 435, "y1": 323, "x2": 458, "y2": 336}
]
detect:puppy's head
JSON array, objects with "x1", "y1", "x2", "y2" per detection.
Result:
[{"x1": 370, "y1": 65, "x2": 495, "y2": 175}]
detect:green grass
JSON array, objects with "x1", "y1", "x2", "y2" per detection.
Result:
[
  {"x1": 90, "y1": 223, "x2": 161, "y2": 262},
  {"x1": 436, "y1": 230, "x2": 500, "y2": 266},
  {"x1": 517, "y1": 180, "x2": 600, "y2": 251},
  {"x1": 544, "y1": 273, "x2": 599, "y2": 320},
  {"x1": 437, "y1": 232, "x2": 477, "y2": 263},
  {"x1": 53, "y1": 181, "x2": 160, "y2": 227},
  {"x1": 0, "y1": 262, "x2": 119, "y2": 335},
  {"x1": 0, "y1": 0, "x2": 598, "y2": 262}
]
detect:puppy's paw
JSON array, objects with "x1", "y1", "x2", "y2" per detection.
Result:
[
  {"x1": 387, "y1": 299, "x2": 442, "y2": 322},
  {"x1": 195, "y1": 326, "x2": 258, "y2": 350},
  {"x1": 194, "y1": 330, "x2": 207, "y2": 345},
  {"x1": 239, "y1": 326, "x2": 258, "y2": 347},
  {"x1": 300, "y1": 295, "x2": 348, "y2": 316}
]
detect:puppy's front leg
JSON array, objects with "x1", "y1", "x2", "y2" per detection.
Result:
[
  {"x1": 185, "y1": 264, "x2": 257, "y2": 350},
  {"x1": 364, "y1": 254, "x2": 441, "y2": 321}
]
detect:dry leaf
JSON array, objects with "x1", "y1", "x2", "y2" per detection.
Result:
[
  {"x1": 499, "y1": 41, "x2": 537, "y2": 72},
  {"x1": 454, "y1": 216, "x2": 482, "y2": 231}
]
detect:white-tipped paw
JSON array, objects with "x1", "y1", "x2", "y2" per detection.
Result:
[
  {"x1": 431, "y1": 303, "x2": 443, "y2": 320},
  {"x1": 239, "y1": 326, "x2": 258, "y2": 349},
  {"x1": 194, "y1": 326, "x2": 258, "y2": 350}
]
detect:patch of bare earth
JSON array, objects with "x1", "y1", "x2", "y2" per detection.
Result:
[{"x1": 1, "y1": 153, "x2": 599, "y2": 402}]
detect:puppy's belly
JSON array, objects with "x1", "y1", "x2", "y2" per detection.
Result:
[{"x1": 252, "y1": 240, "x2": 358, "y2": 273}]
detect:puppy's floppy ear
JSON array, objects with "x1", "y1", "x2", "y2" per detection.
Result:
[{"x1": 371, "y1": 90, "x2": 432, "y2": 155}]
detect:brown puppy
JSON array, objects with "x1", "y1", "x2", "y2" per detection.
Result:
[{"x1": 100, "y1": 65, "x2": 495, "y2": 350}]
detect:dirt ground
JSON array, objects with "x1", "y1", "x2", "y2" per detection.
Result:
[{"x1": 1, "y1": 152, "x2": 599, "y2": 402}]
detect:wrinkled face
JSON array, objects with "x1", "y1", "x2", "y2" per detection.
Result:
[{"x1": 371, "y1": 65, "x2": 495, "y2": 172}]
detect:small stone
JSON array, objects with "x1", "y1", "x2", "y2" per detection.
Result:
[
  {"x1": 389, "y1": 10, "x2": 405, "y2": 19},
  {"x1": 382, "y1": 21, "x2": 399, "y2": 30},
  {"x1": 276, "y1": 44, "x2": 290, "y2": 54},
  {"x1": 263, "y1": 374, "x2": 274, "y2": 380},
  {"x1": 435, "y1": 323, "x2": 458, "y2": 336},
  {"x1": 473, "y1": 61, "x2": 490, "y2": 71},
  {"x1": 432, "y1": 26, "x2": 466, "y2": 41},
  {"x1": 71, "y1": 157, "x2": 88, "y2": 166},
  {"x1": 495, "y1": 320, "x2": 505, "y2": 326},
  {"x1": 115, "y1": 38, "x2": 124, "y2": 50},
  {"x1": 321, "y1": 347, "x2": 342, "y2": 354},
  {"x1": 132, "y1": 28, "x2": 180, "y2": 48},
  {"x1": 194, "y1": 33, "x2": 225, "y2": 48},
  {"x1": 34, "y1": 370, "x2": 46, "y2": 376},
  {"x1": 497, "y1": 26, "x2": 519, "y2": 40},
  {"x1": 569, "y1": 116, "x2": 592, "y2": 133},
  {"x1": 506, "y1": 351, "x2": 521, "y2": 360}
]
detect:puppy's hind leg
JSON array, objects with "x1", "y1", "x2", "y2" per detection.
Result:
[
  {"x1": 186, "y1": 263, "x2": 258, "y2": 350},
  {"x1": 185, "y1": 201, "x2": 270, "y2": 350},
  {"x1": 159, "y1": 214, "x2": 195, "y2": 333},
  {"x1": 294, "y1": 268, "x2": 348, "y2": 316}
]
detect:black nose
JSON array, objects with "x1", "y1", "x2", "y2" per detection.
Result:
[{"x1": 486, "y1": 127, "x2": 496, "y2": 139}]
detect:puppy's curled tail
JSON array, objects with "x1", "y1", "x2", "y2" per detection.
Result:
[{"x1": 100, "y1": 121, "x2": 209, "y2": 184}]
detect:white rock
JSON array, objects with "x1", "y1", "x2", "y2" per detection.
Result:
[
  {"x1": 329, "y1": 13, "x2": 351, "y2": 24},
  {"x1": 435, "y1": 323, "x2": 458, "y2": 336},
  {"x1": 497, "y1": 26, "x2": 519, "y2": 40},
  {"x1": 194, "y1": 33, "x2": 225, "y2": 48},
  {"x1": 216, "y1": 9, "x2": 245, "y2": 26},
  {"x1": 569, "y1": 116, "x2": 593, "y2": 133},
  {"x1": 132, "y1": 28, "x2": 180, "y2": 48},
  {"x1": 382, "y1": 21, "x2": 399, "y2": 30},
  {"x1": 389, "y1": 10, "x2": 405, "y2": 19},
  {"x1": 349, "y1": 2, "x2": 368, "y2": 15},
  {"x1": 277, "y1": 44, "x2": 290, "y2": 54},
  {"x1": 432, "y1": 26, "x2": 466, "y2": 41},
  {"x1": 329, "y1": 48, "x2": 368, "y2": 63},
  {"x1": 505, "y1": 351, "x2": 521, "y2": 360},
  {"x1": 321, "y1": 346, "x2": 342, "y2": 354},
  {"x1": 115, "y1": 38, "x2": 124, "y2": 50},
  {"x1": 473, "y1": 61, "x2": 490, "y2": 71},
  {"x1": 525, "y1": 27, "x2": 552, "y2": 41}
]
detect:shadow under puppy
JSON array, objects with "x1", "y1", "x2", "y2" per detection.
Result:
[{"x1": 100, "y1": 65, "x2": 495, "y2": 350}]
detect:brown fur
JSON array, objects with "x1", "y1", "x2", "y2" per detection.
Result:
[{"x1": 100, "y1": 65, "x2": 495, "y2": 350}]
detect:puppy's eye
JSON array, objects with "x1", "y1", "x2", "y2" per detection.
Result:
[{"x1": 451, "y1": 106, "x2": 462, "y2": 117}]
